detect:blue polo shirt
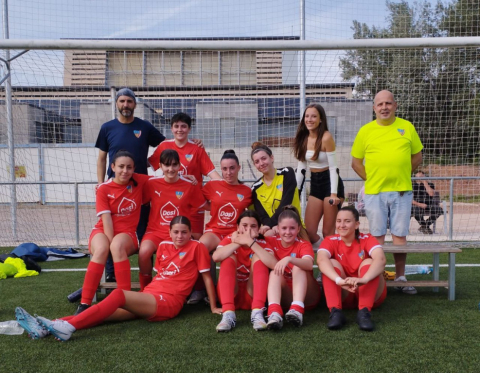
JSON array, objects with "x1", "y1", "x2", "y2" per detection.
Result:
[{"x1": 95, "y1": 117, "x2": 165, "y2": 177}]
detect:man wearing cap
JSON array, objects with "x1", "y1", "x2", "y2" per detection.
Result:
[{"x1": 95, "y1": 88, "x2": 165, "y2": 283}]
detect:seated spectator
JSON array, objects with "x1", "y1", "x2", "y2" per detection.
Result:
[{"x1": 411, "y1": 171, "x2": 443, "y2": 234}]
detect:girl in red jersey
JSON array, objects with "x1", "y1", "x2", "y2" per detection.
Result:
[
  {"x1": 187, "y1": 150, "x2": 253, "y2": 305},
  {"x1": 77, "y1": 150, "x2": 150, "y2": 315},
  {"x1": 317, "y1": 206, "x2": 386, "y2": 331},
  {"x1": 138, "y1": 149, "x2": 207, "y2": 290},
  {"x1": 264, "y1": 206, "x2": 321, "y2": 330},
  {"x1": 15, "y1": 216, "x2": 222, "y2": 342},
  {"x1": 213, "y1": 210, "x2": 277, "y2": 332},
  {"x1": 148, "y1": 113, "x2": 221, "y2": 237}
]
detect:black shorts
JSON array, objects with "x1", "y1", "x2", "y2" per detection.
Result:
[{"x1": 309, "y1": 169, "x2": 345, "y2": 201}]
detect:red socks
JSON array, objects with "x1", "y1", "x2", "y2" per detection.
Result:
[
  {"x1": 289, "y1": 302, "x2": 305, "y2": 314},
  {"x1": 323, "y1": 267, "x2": 343, "y2": 311},
  {"x1": 114, "y1": 259, "x2": 131, "y2": 291},
  {"x1": 69, "y1": 288, "x2": 126, "y2": 330},
  {"x1": 218, "y1": 257, "x2": 236, "y2": 312},
  {"x1": 267, "y1": 303, "x2": 283, "y2": 317},
  {"x1": 81, "y1": 261, "x2": 105, "y2": 305},
  {"x1": 252, "y1": 261, "x2": 269, "y2": 310},
  {"x1": 358, "y1": 265, "x2": 380, "y2": 311},
  {"x1": 139, "y1": 273, "x2": 153, "y2": 291}
]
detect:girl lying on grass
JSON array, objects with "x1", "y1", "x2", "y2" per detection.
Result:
[
  {"x1": 317, "y1": 206, "x2": 386, "y2": 331},
  {"x1": 15, "y1": 216, "x2": 221, "y2": 341},
  {"x1": 264, "y1": 206, "x2": 321, "y2": 330}
]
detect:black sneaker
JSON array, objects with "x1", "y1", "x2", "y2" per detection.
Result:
[
  {"x1": 327, "y1": 307, "x2": 346, "y2": 330},
  {"x1": 105, "y1": 273, "x2": 116, "y2": 282},
  {"x1": 356, "y1": 307, "x2": 374, "y2": 331},
  {"x1": 74, "y1": 303, "x2": 91, "y2": 316}
]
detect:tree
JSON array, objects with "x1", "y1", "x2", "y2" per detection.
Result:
[{"x1": 339, "y1": 0, "x2": 480, "y2": 163}]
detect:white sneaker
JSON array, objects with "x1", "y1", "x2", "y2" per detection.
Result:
[
  {"x1": 285, "y1": 309, "x2": 303, "y2": 327},
  {"x1": 216, "y1": 311, "x2": 236, "y2": 332},
  {"x1": 250, "y1": 309, "x2": 267, "y2": 331},
  {"x1": 394, "y1": 276, "x2": 417, "y2": 295},
  {"x1": 187, "y1": 290, "x2": 206, "y2": 305},
  {"x1": 266, "y1": 312, "x2": 283, "y2": 330},
  {"x1": 15, "y1": 307, "x2": 50, "y2": 339},
  {"x1": 36, "y1": 316, "x2": 76, "y2": 341}
]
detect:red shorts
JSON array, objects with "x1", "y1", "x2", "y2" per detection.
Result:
[
  {"x1": 88, "y1": 229, "x2": 138, "y2": 253},
  {"x1": 190, "y1": 211, "x2": 205, "y2": 235},
  {"x1": 342, "y1": 282, "x2": 387, "y2": 310},
  {"x1": 204, "y1": 230, "x2": 227, "y2": 241},
  {"x1": 142, "y1": 231, "x2": 169, "y2": 248},
  {"x1": 217, "y1": 280, "x2": 253, "y2": 311},
  {"x1": 143, "y1": 291, "x2": 185, "y2": 322}
]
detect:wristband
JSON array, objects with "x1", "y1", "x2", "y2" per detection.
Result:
[
  {"x1": 249, "y1": 239, "x2": 256, "y2": 248},
  {"x1": 335, "y1": 276, "x2": 342, "y2": 285}
]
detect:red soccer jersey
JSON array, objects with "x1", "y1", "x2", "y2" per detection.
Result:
[
  {"x1": 203, "y1": 180, "x2": 253, "y2": 235},
  {"x1": 319, "y1": 234, "x2": 382, "y2": 277},
  {"x1": 217, "y1": 236, "x2": 273, "y2": 282},
  {"x1": 94, "y1": 173, "x2": 150, "y2": 233},
  {"x1": 148, "y1": 140, "x2": 216, "y2": 183},
  {"x1": 265, "y1": 236, "x2": 315, "y2": 279},
  {"x1": 147, "y1": 240, "x2": 211, "y2": 298},
  {"x1": 144, "y1": 176, "x2": 207, "y2": 240}
]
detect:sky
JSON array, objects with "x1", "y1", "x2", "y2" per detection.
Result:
[{"x1": 0, "y1": 0, "x2": 442, "y2": 86}]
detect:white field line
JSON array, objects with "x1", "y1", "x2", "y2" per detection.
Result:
[{"x1": 42, "y1": 264, "x2": 480, "y2": 272}]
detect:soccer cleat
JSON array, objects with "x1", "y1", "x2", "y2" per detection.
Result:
[
  {"x1": 74, "y1": 303, "x2": 91, "y2": 316},
  {"x1": 36, "y1": 316, "x2": 76, "y2": 342},
  {"x1": 393, "y1": 276, "x2": 417, "y2": 295},
  {"x1": 186, "y1": 290, "x2": 206, "y2": 305},
  {"x1": 356, "y1": 307, "x2": 374, "y2": 331},
  {"x1": 216, "y1": 311, "x2": 236, "y2": 332},
  {"x1": 285, "y1": 309, "x2": 303, "y2": 327},
  {"x1": 327, "y1": 307, "x2": 346, "y2": 330},
  {"x1": 266, "y1": 312, "x2": 283, "y2": 330},
  {"x1": 15, "y1": 307, "x2": 50, "y2": 340},
  {"x1": 250, "y1": 309, "x2": 267, "y2": 331}
]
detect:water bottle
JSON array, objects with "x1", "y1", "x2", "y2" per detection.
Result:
[
  {"x1": 404, "y1": 265, "x2": 432, "y2": 275},
  {"x1": 0, "y1": 320, "x2": 24, "y2": 335}
]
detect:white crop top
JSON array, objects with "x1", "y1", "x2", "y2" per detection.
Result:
[{"x1": 295, "y1": 150, "x2": 338, "y2": 195}]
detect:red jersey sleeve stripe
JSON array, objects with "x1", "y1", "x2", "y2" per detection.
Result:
[
  {"x1": 198, "y1": 268, "x2": 210, "y2": 273},
  {"x1": 96, "y1": 210, "x2": 111, "y2": 217}
]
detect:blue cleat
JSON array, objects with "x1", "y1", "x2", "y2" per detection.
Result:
[{"x1": 15, "y1": 307, "x2": 50, "y2": 340}]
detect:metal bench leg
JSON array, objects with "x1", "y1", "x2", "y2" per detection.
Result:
[
  {"x1": 433, "y1": 253, "x2": 439, "y2": 292},
  {"x1": 448, "y1": 253, "x2": 456, "y2": 301}
]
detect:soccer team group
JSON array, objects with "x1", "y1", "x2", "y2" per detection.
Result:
[{"x1": 15, "y1": 87, "x2": 424, "y2": 341}]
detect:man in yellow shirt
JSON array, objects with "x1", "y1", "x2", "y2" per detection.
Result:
[{"x1": 351, "y1": 90, "x2": 423, "y2": 294}]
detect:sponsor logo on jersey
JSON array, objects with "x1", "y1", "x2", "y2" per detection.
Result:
[
  {"x1": 161, "y1": 254, "x2": 167, "y2": 261},
  {"x1": 237, "y1": 194, "x2": 244, "y2": 201},
  {"x1": 216, "y1": 191, "x2": 223, "y2": 197},
  {"x1": 160, "y1": 262, "x2": 180, "y2": 277},
  {"x1": 179, "y1": 252, "x2": 186, "y2": 259},
  {"x1": 185, "y1": 154, "x2": 193, "y2": 162},
  {"x1": 126, "y1": 185, "x2": 132, "y2": 193},
  {"x1": 117, "y1": 197, "x2": 137, "y2": 215},
  {"x1": 218, "y1": 202, "x2": 237, "y2": 225},
  {"x1": 160, "y1": 201, "x2": 179, "y2": 223},
  {"x1": 276, "y1": 184, "x2": 283, "y2": 192},
  {"x1": 133, "y1": 130, "x2": 142, "y2": 138},
  {"x1": 178, "y1": 162, "x2": 188, "y2": 176},
  {"x1": 397, "y1": 129, "x2": 405, "y2": 136},
  {"x1": 358, "y1": 250, "x2": 365, "y2": 260},
  {"x1": 176, "y1": 191, "x2": 184, "y2": 199},
  {"x1": 290, "y1": 253, "x2": 297, "y2": 258},
  {"x1": 155, "y1": 191, "x2": 162, "y2": 197},
  {"x1": 338, "y1": 253, "x2": 344, "y2": 260},
  {"x1": 107, "y1": 194, "x2": 115, "y2": 199}
]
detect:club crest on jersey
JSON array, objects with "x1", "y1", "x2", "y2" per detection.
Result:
[
  {"x1": 237, "y1": 194, "x2": 244, "y2": 201},
  {"x1": 126, "y1": 185, "x2": 132, "y2": 193},
  {"x1": 179, "y1": 252, "x2": 186, "y2": 259},
  {"x1": 133, "y1": 130, "x2": 142, "y2": 138},
  {"x1": 276, "y1": 184, "x2": 283, "y2": 192},
  {"x1": 249, "y1": 253, "x2": 253, "y2": 259},
  {"x1": 290, "y1": 253, "x2": 297, "y2": 258},
  {"x1": 160, "y1": 201, "x2": 179, "y2": 223},
  {"x1": 185, "y1": 154, "x2": 193, "y2": 162},
  {"x1": 397, "y1": 129, "x2": 405, "y2": 136},
  {"x1": 176, "y1": 191, "x2": 184, "y2": 199},
  {"x1": 358, "y1": 250, "x2": 365, "y2": 260},
  {"x1": 218, "y1": 202, "x2": 237, "y2": 225}
]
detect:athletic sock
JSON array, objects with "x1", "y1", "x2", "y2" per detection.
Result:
[
  {"x1": 80, "y1": 261, "x2": 105, "y2": 305},
  {"x1": 289, "y1": 301, "x2": 305, "y2": 314},
  {"x1": 358, "y1": 265, "x2": 380, "y2": 311},
  {"x1": 139, "y1": 273, "x2": 153, "y2": 291},
  {"x1": 267, "y1": 303, "x2": 283, "y2": 317},
  {"x1": 114, "y1": 259, "x2": 131, "y2": 291},
  {"x1": 323, "y1": 267, "x2": 342, "y2": 311},
  {"x1": 69, "y1": 288, "x2": 126, "y2": 330},
  {"x1": 218, "y1": 257, "x2": 236, "y2": 312},
  {"x1": 251, "y1": 261, "x2": 269, "y2": 310}
]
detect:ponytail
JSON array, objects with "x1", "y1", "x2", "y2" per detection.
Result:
[{"x1": 277, "y1": 205, "x2": 309, "y2": 241}]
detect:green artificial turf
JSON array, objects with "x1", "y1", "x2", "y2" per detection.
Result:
[{"x1": 1, "y1": 249, "x2": 479, "y2": 372}]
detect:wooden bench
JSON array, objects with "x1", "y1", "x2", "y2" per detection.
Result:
[{"x1": 383, "y1": 244, "x2": 462, "y2": 301}]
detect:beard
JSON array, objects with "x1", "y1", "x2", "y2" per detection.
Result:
[{"x1": 118, "y1": 107, "x2": 134, "y2": 118}]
